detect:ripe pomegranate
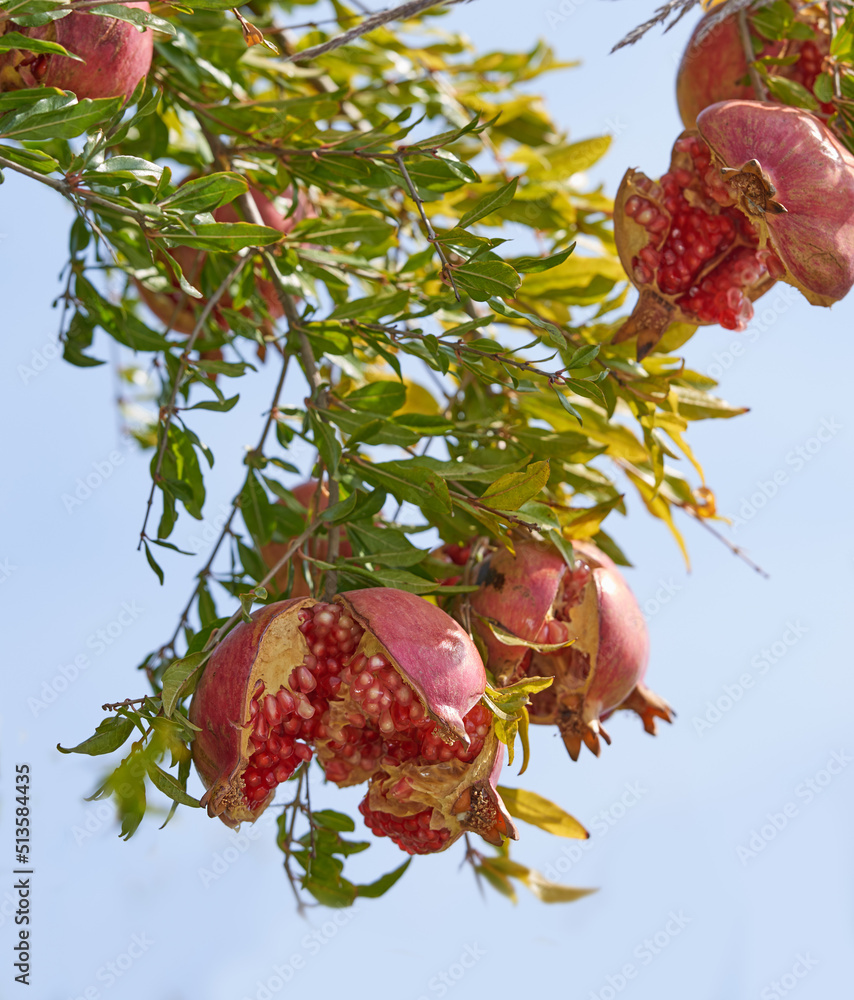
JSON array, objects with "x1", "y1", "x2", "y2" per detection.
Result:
[
  {"x1": 469, "y1": 540, "x2": 665, "y2": 760},
  {"x1": 0, "y1": 4, "x2": 153, "y2": 101},
  {"x1": 696, "y1": 100, "x2": 854, "y2": 307},
  {"x1": 135, "y1": 185, "x2": 313, "y2": 335},
  {"x1": 677, "y1": 6, "x2": 833, "y2": 130},
  {"x1": 259, "y1": 480, "x2": 352, "y2": 599},
  {"x1": 189, "y1": 588, "x2": 517, "y2": 854},
  {"x1": 613, "y1": 130, "x2": 780, "y2": 358}
]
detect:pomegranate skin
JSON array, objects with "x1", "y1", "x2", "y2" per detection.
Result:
[
  {"x1": 339, "y1": 588, "x2": 485, "y2": 744},
  {"x1": 360, "y1": 728, "x2": 518, "y2": 854},
  {"x1": 0, "y1": 4, "x2": 153, "y2": 101},
  {"x1": 676, "y1": 14, "x2": 755, "y2": 131},
  {"x1": 189, "y1": 599, "x2": 310, "y2": 827},
  {"x1": 470, "y1": 540, "x2": 659, "y2": 759},
  {"x1": 469, "y1": 542, "x2": 567, "y2": 685},
  {"x1": 676, "y1": 7, "x2": 833, "y2": 130},
  {"x1": 697, "y1": 100, "x2": 854, "y2": 306},
  {"x1": 189, "y1": 589, "x2": 494, "y2": 832}
]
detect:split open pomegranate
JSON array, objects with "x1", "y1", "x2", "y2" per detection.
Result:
[
  {"x1": 189, "y1": 588, "x2": 517, "y2": 854},
  {"x1": 469, "y1": 540, "x2": 668, "y2": 760}
]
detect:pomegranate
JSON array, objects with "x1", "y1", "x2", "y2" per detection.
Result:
[
  {"x1": 469, "y1": 540, "x2": 664, "y2": 760},
  {"x1": 0, "y1": 3, "x2": 153, "y2": 101},
  {"x1": 677, "y1": 5, "x2": 833, "y2": 130},
  {"x1": 189, "y1": 588, "x2": 517, "y2": 854},
  {"x1": 260, "y1": 480, "x2": 352, "y2": 599},
  {"x1": 135, "y1": 185, "x2": 313, "y2": 335},
  {"x1": 613, "y1": 130, "x2": 780, "y2": 358},
  {"x1": 696, "y1": 100, "x2": 854, "y2": 307}
]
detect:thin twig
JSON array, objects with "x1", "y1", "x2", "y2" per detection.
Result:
[
  {"x1": 202, "y1": 522, "x2": 319, "y2": 653},
  {"x1": 828, "y1": 2, "x2": 843, "y2": 99},
  {"x1": 138, "y1": 250, "x2": 254, "y2": 549},
  {"x1": 737, "y1": 9, "x2": 767, "y2": 101},
  {"x1": 681, "y1": 505, "x2": 769, "y2": 578},
  {"x1": 284, "y1": 0, "x2": 470, "y2": 63},
  {"x1": 394, "y1": 153, "x2": 461, "y2": 302},
  {"x1": 159, "y1": 352, "x2": 291, "y2": 656}
]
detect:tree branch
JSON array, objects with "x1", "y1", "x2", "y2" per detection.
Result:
[
  {"x1": 159, "y1": 350, "x2": 291, "y2": 657},
  {"x1": 284, "y1": 0, "x2": 471, "y2": 63},
  {"x1": 138, "y1": 250, "x2": 253, "y2": 548},
  {"x1": 394, "y1": 152, "x2": 461, "y2": 302}
]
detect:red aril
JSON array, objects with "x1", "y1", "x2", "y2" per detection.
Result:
[
  {"x1": 189, "y1": 587, "x2": 517, "y2": 854},
  {"x1": 613, "y1": 130, "x2": 780, "y2": 358}
]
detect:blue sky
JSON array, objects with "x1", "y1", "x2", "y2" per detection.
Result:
[{"x1": 2, "y1": 1, "x2": 853, "y2": 998}]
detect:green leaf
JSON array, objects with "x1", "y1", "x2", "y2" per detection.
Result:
[
  {"x1": 813, "y1": 72, "x2": 835, "y2": 104},
  {"x1": 763, "y1": 75, "x2": 819, "y2": 110},
  {"x1": 452, "y1": 258, "x2": 521, "y2": 301},
  {"x1": 0, "y1": 96, "x2": 121, "y2": 140},
  {"x1": 58, "y1": 715, "x2": 135, "y2": 756},
  {"x1": 160, "y1": 172, "x2": 248, "y2": 213},
  {"x1": 512, "y1": 245, "x2": 575, "y2": 273},
  {"x1": 356, "y1": 460, "x2": 452, "y2": 515},
  {"x1": 164, "y1": 223, "x2": 284, "y2": 253},
  {"x1": 478, "y1": 614, "x2": 573, "y2": 652},
  {"x1": 161, "y1": 651, "x2": 210, "y2": 717},
  {"x1": 146, "y1": 763, "x2": 200, "y2": 807},
  {"x1": 239, "y1": 471, "x2": 274, "y2": 546},
  {"x1": 143, "y1": 540, "x2": 164, "y2": 584},
  {"x1": 481, "y1": 459, "x2": 550, "y2": 511},
  {"x1": 356, "y1": 860, "x2": 411, "y2": 899},
  {"x1": 187, "y1": 394, "x2": 239, "y2": 413},
  {"x1": 567, "y1": 344, "x2": 600, "y2": 369},
  {"x1": 0, "y1": 31, "x2": 83, "y2": 59},
  {"x1": 90, "y1": 4, "x2": 176, "y2": 35},
  {"x1": 312, "y1": 810, "x2": 356, "y2": 832},
  {"x1": 343, "y1": 381, "x2": 406, "y2": 414},
  {"x1": 296, "y1": 213, "x2": 395, "y2": 247},
  {"x1": 457, "y1": 177, "x2": 518, "y2": 228},
  {"x1": 497, "y1": 787, "x2": 588, "y2": 839}
]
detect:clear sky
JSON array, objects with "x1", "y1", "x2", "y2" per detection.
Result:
[{"x1": 2, "y1": 1, "x2": 853, "y2": 998}]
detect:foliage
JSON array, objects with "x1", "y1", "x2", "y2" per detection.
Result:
[{"x1": 4, "y1": 0, "x2": 747, "y2": 906}]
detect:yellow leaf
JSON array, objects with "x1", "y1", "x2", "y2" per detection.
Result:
[
  {"x1": 522, "y1": 873, "x2": 597, "y2": 904},
  {"x1": 497, "y1": 786, "x2": 588, "y2": 839}
]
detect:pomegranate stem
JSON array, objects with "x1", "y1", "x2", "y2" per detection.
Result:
[{"x1": 737, "y1": 10, "x2": 768, "y2": 102}]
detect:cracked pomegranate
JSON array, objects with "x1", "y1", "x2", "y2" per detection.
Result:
[
  {"x1": 696, "y1": 100, "x2": 854, "y2": 307},
  {"x1": 0, "y1": 3, "x2": 153, "y2": 101},
  {"x1": 677, "y1": 5, "x2": 833, "y2": 130},
  {"x1": 613, "y1": 130, "x2": 780, "y2": 358},
  {"x1": 469, "y1": 540, "x2": 668, "y2": 760},
  {"x1": 189, "y1": 588, "x2": 517, "y2": 854}
]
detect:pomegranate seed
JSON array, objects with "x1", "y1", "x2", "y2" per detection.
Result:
[{"x1": 263, "y1": 694, "x2": 282, "y2": 726}]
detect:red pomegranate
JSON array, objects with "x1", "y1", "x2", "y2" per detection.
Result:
[
  {"x1": 612, "y1": 130, "x2": 780, "y2": 358},
  {"x1": 189, "y1": 589, "x2": 517, "y2": 855},
  {"x1": 677, "y1": 6, "x2": 833, "y2": 130},
  {"x1": 135, "y1": 185, "x2": 313, "y2": 335},
  {"x1": 469, "y1": 540, "x2": 666, "y2": 760},
  {"x1": 0, "y1": 3, "x2": 153, "y2": 101},
  {"x1": 696, "y1": 100, "x2": 854, "y2": 308},
  {"x1": 260, "y1": 480, "x2": 352, "y2": 599}
]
